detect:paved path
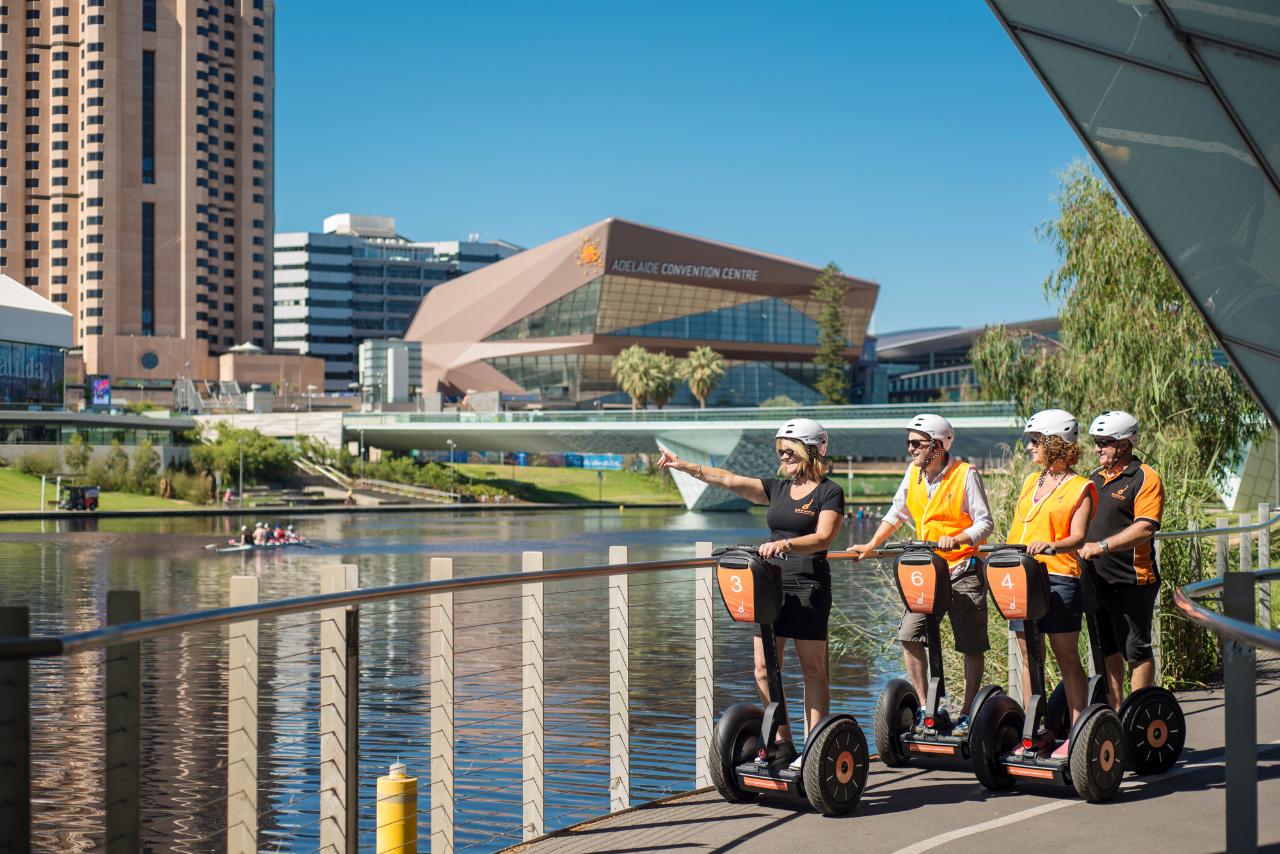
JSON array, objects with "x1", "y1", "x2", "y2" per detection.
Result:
[{"x1": 512, "y1": 661, "x2": 1280, "y2": 853}]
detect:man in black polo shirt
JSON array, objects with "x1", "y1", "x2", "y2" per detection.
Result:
[{"x1": 1079, "y1": 411, "x2": 1165, "y2": 709}]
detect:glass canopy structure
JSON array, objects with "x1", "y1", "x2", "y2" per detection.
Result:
[{"x1": 987, "y1": 0, "x2": 1280, "y2": 426}]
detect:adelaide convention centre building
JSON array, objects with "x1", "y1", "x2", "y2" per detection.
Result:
[{"x1": 404, "y1": 218, "x2": 878, "y2": 407}]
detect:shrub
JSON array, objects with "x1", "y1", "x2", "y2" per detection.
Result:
[
  {"x1": 16, "y1": 448, "x2": 62, "y2": 476},
  {"x1": 129, "y1": 440, "x2": 161, "y2": 494},
  {"x1": 64, "y1": 433, "x2": 92, "y2": 472},
  {"x1": 170, "y1": 469, "x2": 211, "y2": 504},
  {"x1": 759, "y1": 395, "x2": 800, "y2": 408}
]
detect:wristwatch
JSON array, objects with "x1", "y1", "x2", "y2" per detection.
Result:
[{"x1": 1097, "y1": 540, "x2": 1111, "y2": 553}]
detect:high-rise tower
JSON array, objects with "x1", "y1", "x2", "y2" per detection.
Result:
[{"x1": 0, "y1": 0, "x2": 275, "y2": 382}]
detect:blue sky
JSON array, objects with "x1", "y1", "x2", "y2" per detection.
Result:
[{"x1": 275, "y1": 1, "x2": 1088, "y2": 333}]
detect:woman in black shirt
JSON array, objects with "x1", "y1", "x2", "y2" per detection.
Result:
[{"x1": 658, "y1": 418, "x2": 844, "y2": 753}]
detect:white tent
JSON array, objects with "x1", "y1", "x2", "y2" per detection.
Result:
[{"x1": 0, "y1": 274, "x2": 73, "y2": 349}]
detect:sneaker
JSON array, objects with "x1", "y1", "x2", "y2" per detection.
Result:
[
  {"x1": 1050, "y1": 739, "x2": 1070, "y2": 760},
  {"x1": 914, "y1": 709, "x2": 928, "y2": 731},
  {"x1": 951, "y1": 714, "x2": 971, "y2": 739},
  {"x1": 788, "y1": 752, "x2": 804, "y2": 771}
]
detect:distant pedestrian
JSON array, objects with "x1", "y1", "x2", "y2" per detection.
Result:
[{"x1": 223, "y1": 487, "x2": 234, "y2": 506}]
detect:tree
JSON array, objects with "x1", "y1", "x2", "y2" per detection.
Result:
[
  {"x1": 189, "y1": 423, "x2": 295, "y2": 486},
  {"x1": 759, "y1": 394, "x2": 800, "y2": 408},
  {"x1": 677, "y1": 346, "x2": 726, "y2": 409},
  {"x1": 611, "y1": 345, "x2": 653, "y2": 411},
  {"x1": 64, "y1": 432, "x2": 91, "y2": 472},
  {"x1": 970, "y1": 162, "x2": 1267, "y2": 688},
  {"x1": 812, "y1": 262, "x2": 850, "y2": 405},
  {"x1": 128, "y1": 439, "x2": 161, "y2": 493},
  {"x1": 646, "y1": 351, "x2": 678, "y2": 409}
]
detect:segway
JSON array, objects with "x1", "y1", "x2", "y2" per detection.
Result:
[
  {"x1": 707, "y1": 546, "x2": 869, "y2": 816},
  {"x1": 873, "y1": 541, "x2": 1004, "y2": 765},
  {"x1": 969, "y1": 544, "x2": 1125, "y2": 802},
  {"x1": 1042, "y1": 563, "x2": 1185, "y2": 775}
]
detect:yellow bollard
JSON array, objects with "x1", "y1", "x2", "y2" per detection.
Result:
[{"x1": 377, "y1": 761, "x2": 418, "y2": 853}]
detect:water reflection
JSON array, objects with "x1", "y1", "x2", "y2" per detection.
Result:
[{"x1": 0, "y1": 508, "x2": 896, "y2": 851}]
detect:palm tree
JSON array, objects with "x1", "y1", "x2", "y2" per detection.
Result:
[
  {"x1": 611, "y1": 345, "x2": 652, "y2": 411},
  {"x1": 677, "y1": 346, "x2": 726, "y2": 409},
  {"x1": 647, "y1": 352, "x2": 678, "y2": 409}
]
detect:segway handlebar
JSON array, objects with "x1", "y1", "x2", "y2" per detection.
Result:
[
  {"x1": 978, "y1": 543, "x2": 1058, "y2": 555},
  {"x1": 711, "y1": 545, "x2": 763, "y2": 557},
  {"x1": 871, "y1": 540, "x2": 941, "y2": 553}
]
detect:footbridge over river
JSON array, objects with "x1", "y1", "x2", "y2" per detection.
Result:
[{"x1": 341, "y1": 402, "x2": 1023, "y2": 510}]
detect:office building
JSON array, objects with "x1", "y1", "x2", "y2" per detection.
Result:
[
  {"x1": 0, "y1": 0, "x2": 275, "y2": 384},
  {"x1": 358, "y1": 338, "x2": 421, "y2": 405},
  {"x1": 0, "y1": 273, "x2": 72, "y2": 410},
  {"x1": 273, "y1": 214, "x2": 520, "y2": 391},
  {"x1": 404, "y1": 217, "x2": 879, "y2": 407}
]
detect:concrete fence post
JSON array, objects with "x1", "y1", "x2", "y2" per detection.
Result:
[
  {"x1": 0, "y1": 607, "x2": 31, "y2": 854},
  {"x1": 521, "y1": 551, "x2": 545, "y2": 841},
  {"x1": 694, "y1": 541, "x2": 715, "y2": 789},
  {"x1": 105, "y1": 591, "x2": 141, "y2": 853},
  {"x1": 1258, "y1": 503, "x2": 1271, "y2": 630},
  {"x1": 319, "y1": 565, "x2": 359, "y2": 854},
  {"x1": 227, "y1": 576, "x2": 259, "y2": 854},
  {"x1": 1238, "y1": 514, "x2": 1253, "y2": 577},
  {"x1": 430, "y1": 557, "x2": 455, "y2": 854},
  {"x1": 608, "y1": 546, "x2": 630, "y2": 813}
]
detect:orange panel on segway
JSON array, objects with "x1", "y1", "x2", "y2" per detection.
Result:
[
  {"x1": 895, "y1": 552, "x2": 950, "y2": 616},
  {"x1": 983, "y1": 552, "x2": 1050, "y2": 622},
  {"x1": 715, "y1": 550, "x2": 782, "y2": 625},
  {"x1": 717, "y1": 565, "x2": 757, "y2": 622}
]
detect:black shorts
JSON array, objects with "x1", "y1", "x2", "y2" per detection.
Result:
[
  {"x1": 1010, "y1": 574, "x2": 1082, "y2": 635},
  {"x1": 757, "y1": 577, "x2": 831, "y2": 641},
  {"x1": 1094, "y1": 577, "x2": 1158, "y2": 663}
]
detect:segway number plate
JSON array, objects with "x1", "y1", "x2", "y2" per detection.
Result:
[
  {"x1": 717, "y1": 566, "x2": 757, "y2": 623},
  {"x1": 987, "y1": 563, "x2": 1031, "y2": 620},
  {"x1": 897, "y1": 561, "x2": 939, "y2": 615}
]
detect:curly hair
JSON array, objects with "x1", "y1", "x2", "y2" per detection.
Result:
[
  {"x1": 775, "y1": 437, "x2": 829, "y2": 481},
  {"x1": 1041, "y1": 434, "x2": 1081, "y2": 470}
]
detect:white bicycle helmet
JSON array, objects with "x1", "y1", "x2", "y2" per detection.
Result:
[
  {"x1": 1024, "y1": 409, "x2": 1079, "y2": 444},
  {"x1": 1089, "y1": 411, "x2": 1139, "y2": 441},
  {"x1": 906, "y1": 414, "x2": 954, "y2": 450},
  {"x1": 776, "y1": 418, "x2": 828, "y2": 452}
]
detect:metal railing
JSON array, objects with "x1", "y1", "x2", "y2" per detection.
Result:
[
  {"x1": 0, "y1": 508, "x2": 1276, "y2": 851},
  {"x1": 1164, "y1": 507, "x2": 1280, "y2": 854},
  {"x1": 344, "y1": 400, "x2": 1018, "y2": 427}
]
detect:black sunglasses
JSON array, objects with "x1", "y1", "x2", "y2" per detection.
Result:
[
  {"x1": 777, "y1": 448, "x2": 801, "y2": 460},
  {"x1": 1093, "y1": 437, "x2": 1119, "y2": 449},
  {"x1": 1024, "y1": 433, "x2": 1044, "y2": 447},
  {"x1": 906, "y1": 439, "x2": 931, "y2": 451}
]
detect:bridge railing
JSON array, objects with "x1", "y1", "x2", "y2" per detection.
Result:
[
  {"x1": 1164, "y1": 507, "x2": 1280, "y2": 854},
  {"x1": 345, "y1": 400, "x2": 1018, "y2": 427}
]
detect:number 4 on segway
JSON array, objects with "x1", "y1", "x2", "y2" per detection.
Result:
[
  {"x1": 970, "y1": 545, "x2": 1125, "y2": 802},
  {"x1": 707, "y1": 547, "x2": 869, "y2": 816},
  {"x1": 873, "y1": 542, "x2": 1004, "y2": 765}
]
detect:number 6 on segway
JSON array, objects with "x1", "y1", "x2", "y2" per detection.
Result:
[{"x1": 707, "y1": 547, "x2": 869, "y2": 816}]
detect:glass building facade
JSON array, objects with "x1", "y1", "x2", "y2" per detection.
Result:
[
  {"x1": 413, "y1": 218, "x2": 878, "y2": 407},
  {"x1": 990, "y1": 0, "x2": 1280, "y2": 425},
  {"x1": 0, "y1": 340, "x2": 65, "y2": 411}
]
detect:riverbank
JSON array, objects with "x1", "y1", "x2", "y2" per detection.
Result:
[{"x1": 0, "y1": 468, "x2": 193, "y2": 513}]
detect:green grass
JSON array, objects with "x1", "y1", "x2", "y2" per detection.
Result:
[
  {"x1": 0, "y1": 467, "x2": 194, "y2": 512},
  {"x1": 457, "y1": 463, "x2": 681, "y2": 505}
]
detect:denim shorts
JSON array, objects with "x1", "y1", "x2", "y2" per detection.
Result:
[{"x1": 1009, "y1": 573, "x2": 1082, "y2": 635}]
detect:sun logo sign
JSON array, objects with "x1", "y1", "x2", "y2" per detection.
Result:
[{"x1": 577, "y1": 237, "x2": 604, "y2": 275}]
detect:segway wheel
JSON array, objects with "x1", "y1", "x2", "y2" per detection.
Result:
[
  {"x1": 709, "y1": 703, "x2": 764, "y2": 803},
  {"x1": 1069, "y1": 708, "x2": 1125, "y2": 802},
  {"x1": 970, "y1": 694, "x2": 1023, "y2": 791},
  {"x1": 803, "y1": 717, "x2": 869, "y2": 816},
  {"x1": 1119, "y1": 687, "x2": 1184, "y2": 775},
  {"x1": 873, "y1": 678, "x2": 918, "y2": 767}
]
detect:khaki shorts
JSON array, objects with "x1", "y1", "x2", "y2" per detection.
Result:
[{"x1": 897, "y1": 563, "x2": 990, "y2": 654}]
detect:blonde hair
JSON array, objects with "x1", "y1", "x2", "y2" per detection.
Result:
[{"x1": 775, "y1": 437, "x2": 829, "y2": 481}]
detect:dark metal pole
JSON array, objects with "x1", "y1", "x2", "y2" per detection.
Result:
[
  {"x1": 106, "y1": 590, "x2": 141, "y2": 853},
  {"x1": 345, "y1": 608, "x2": 360, "y2": 854},
  {"x1": 1222, "y1": 571, "x2": 1257, "y2": 854},
  {"x1": 0, "y1": 607, "x2": 31, "y2": 853}
]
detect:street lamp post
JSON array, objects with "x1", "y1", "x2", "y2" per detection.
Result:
[
  {"x1": 359, "y1": 429, "x2": 366, "y2": 479},
  {"x1": 307, "y1": 384, "x2": 317, "y2": 413},
  {"x1": 446, "y1": 439, "x2": 457, "y2": 499},
  {"x1": 238, "y1": 438, "x2": 244, "y2": 508}
]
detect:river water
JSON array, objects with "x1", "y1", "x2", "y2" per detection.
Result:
[{"x1": 0, "y1": 507, "x2": 903, "y2": 852}]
